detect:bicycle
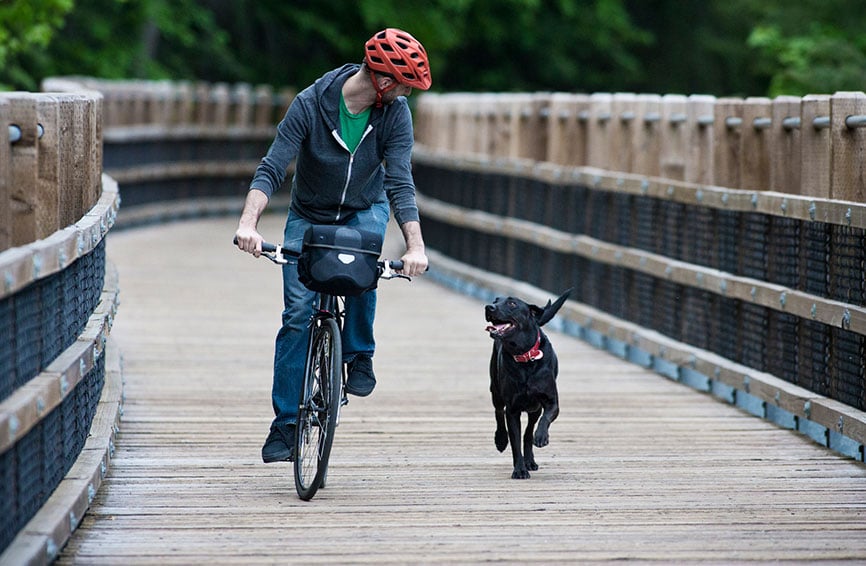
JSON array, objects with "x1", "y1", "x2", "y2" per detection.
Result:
[{"x1": 236, "y1": 234, "x2": 411, "y2": 500}]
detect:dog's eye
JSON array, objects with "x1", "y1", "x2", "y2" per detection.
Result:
[{"x1": 507, "y1": 300, "x2": 517, "y2": 308}]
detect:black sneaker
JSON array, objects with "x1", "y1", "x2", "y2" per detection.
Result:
[
  {"x1": 261, "y1": 423, "x2": 296, "y2": 463},
  {"x1": 345, "y1": 355, "x2": 376, "y2": 397}
]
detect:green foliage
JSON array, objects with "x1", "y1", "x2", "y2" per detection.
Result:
[
  {"x1": 0, "y1": 0, "x2": 73, "y2": 90},
  {"x1": 2, "y1": 0, "x2": 235, "y2": 90},
  {"x1": 748, "y1": 21, "x2": 866, "y2": 96},
  {"x1": 3, "y1": 0, "x2": 866, "y2": 96}
]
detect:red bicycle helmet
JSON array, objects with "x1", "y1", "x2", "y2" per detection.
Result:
[{"x1": 364, "y1": 28, "x2": 432, "y2": 91}]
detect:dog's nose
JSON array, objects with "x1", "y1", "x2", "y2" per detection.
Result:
[{"x1": 485, "y1": 305, "x2": 495, "y2": 314}]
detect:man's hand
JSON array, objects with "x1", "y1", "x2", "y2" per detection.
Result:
[
  {"x1": 235, "y1": 225, "x2": 265, "y2": 257},
  {"x1": 234, "y1": 189, "x2": 269, "y2": 256},
  {"x1": 399, "y1": 220, "x2": 428, "y2": 276},
  {"x1": 399, "y1": 247, "x2": 429, "y2": 277}
]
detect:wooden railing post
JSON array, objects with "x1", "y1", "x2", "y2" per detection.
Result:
[
  {"x1": 713, "y1": 97, "x2": 744, "y2": 189},
  {"x1": 800, "y1": 94, "x2": 831, "y2": 199},
  {"x1": 660, "y1": 94, "x2": 688, "y2": 181},
  {"x1": 455, "y1": 94, "x2": 477, "y2": 155},
  {"x1": 0, "y1": 98, "x2": 10, "y2": 249},
  {"x1": 546, "y1": 92, "x2": 572, "y2": 165},
  {"x1": 611, "y1": 93, "x2": 637, "y2": 173},
  {"x1": 493, "y1": 93, "x2": 514, "y2": 159},
  {"x1": 633, "y1": 94, "x2": 661, "y2": 177},
  {"x1": 770, "y1": 95, "x2": 802, "y2": 194},
  {"x1": 254, "y1": 85, "x2": 274, "y2": 128},
  {"x1": 8, "y1": 94, "x2": 38, "y2": 246},
  {"x1": 36, "y1": 95, "x2": 61, "y2": 233},
  {"x1": 686, "y1": 95, "x2": 715, "y2": 185},
  {"x1": 741, "y1": 97, "x2": 772, "y2": 191},
  {"x1": 587, "y1": 93, "x2": 612, "y2": 169},
  {"x1": 524, "y1": 93, "x2": 549, "y2": 162},
  {"x1": 830, "y1": 91, "x2": 866, "y2": 202},
  {"x1": 232, "y1": 83, "x2": 252, "y2": 128},
  {"x1": 174, "y1": 82, "x2": 195, "y2": 126},
  {"x1": 211, "y1": 83, "x2": 230, "y2": 128},
  {"x1": 474, "y1": 94, "x2": 494, "y2": 156}
]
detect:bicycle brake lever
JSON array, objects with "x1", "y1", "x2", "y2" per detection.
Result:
[
  {"x1": 380, "y1": 261, "x2": 410, "y2": 281},
  {"x1": 263, "y1": 249, "x2": 288, "y2": 264}
]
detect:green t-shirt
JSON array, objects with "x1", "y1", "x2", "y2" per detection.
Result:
[{"x1": 339, "y1": 94, "x2": 371, "y2": 153}]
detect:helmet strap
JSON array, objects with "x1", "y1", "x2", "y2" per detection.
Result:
[{"x1": 368, "y1": 69, "x2": 399, "y2": 108}]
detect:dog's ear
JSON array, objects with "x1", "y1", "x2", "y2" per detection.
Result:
[{"x1": 536, "y1": 288, "x2": 573, "y2": 326}]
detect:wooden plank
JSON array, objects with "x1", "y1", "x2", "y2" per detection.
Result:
[{"x1": 54, "y1": 215, "x2": 866, "y2": 564}]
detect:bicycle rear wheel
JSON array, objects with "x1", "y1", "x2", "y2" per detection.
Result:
[{"x1": 294, "y1": 316, "x2": 342, "y2": 501}]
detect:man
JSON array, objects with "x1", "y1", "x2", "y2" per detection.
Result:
[{"x1": 234, "y1": 28, "x2": 432, "y2": 463}]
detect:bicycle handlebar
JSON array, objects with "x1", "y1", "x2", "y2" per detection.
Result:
[{"x1": 234, "y1": 236, "x2": 406, "y2": 272}]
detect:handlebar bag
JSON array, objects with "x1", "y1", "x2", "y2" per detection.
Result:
[{"x1": 298, "y1": 225, "x2": 383, "y2": 296}]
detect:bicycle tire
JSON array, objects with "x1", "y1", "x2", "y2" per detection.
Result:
[{"x1": 294, "y1": 316, "x2": 342, "y2": 501}]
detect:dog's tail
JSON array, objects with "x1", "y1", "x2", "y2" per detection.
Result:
[{"x1": 537, "y1": 288, "x2": 573, "y2": 327}]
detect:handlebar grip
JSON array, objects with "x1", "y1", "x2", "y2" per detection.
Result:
[
  {"x1": 388, "y1": 260, "x2": 404, "y2": 271},
  {"x1": 233, "y1": 236, "x2": 278, "y2": 254}
]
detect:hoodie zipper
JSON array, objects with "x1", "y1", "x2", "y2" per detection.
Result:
[{"x1": 331, "y1": 124, "x2": 373, "y2": 221}]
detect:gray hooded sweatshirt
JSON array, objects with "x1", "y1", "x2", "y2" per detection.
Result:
[{"x1": 249, "y1": 63, "x2": 420, "y2": 226}]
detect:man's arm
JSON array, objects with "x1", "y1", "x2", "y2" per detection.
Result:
[
  {"x1": 234, "y1": 189, "x2": 269, "y2": 256},
  {"x1": 399, "y1": 220, "x2": 428, "y2": 276}
]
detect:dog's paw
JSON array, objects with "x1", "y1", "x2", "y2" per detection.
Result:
[
  {"x1": 533, "y1": 429, "x2": 549, "y2": 448},
  {"x1": 511, "y1": 468, "x2": 531, "y2": 479},
  {"x1": 495, "y1": 429, "x2": 508, "y2": 452},
  {"x1": 526, "y1": 458, "x2": 538, "y2": 471}
]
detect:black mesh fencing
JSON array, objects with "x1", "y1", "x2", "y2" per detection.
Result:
[
  {"x1": 0, "y1": 350, "x2": 105, "y2": 554},
  {"x1": 0, "y1": 241, "x2": 105, "y2": 403},
  {"x1": 0, "y1": 242, "x2": 106, "y2": 554},
  {"x1": 415, "y1": 162, "x2": 866, "y2": 411}
]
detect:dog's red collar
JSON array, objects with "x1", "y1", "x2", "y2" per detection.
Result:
[{"x1": 513, "y1": 332, "x2": 543, "y2": 363}]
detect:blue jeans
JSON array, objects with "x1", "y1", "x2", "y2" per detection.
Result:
[{"x1": 271, "y1": 201, "x2": 390, "y2": 427}]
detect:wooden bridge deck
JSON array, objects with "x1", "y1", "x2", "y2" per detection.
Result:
[{"x1": 57, "y1": 215, "x2": 866, "y2": 564}]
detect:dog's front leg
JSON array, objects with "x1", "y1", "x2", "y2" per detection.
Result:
[
  {"x1": 494, "y1": 408, "x2": 508, "y2": 452},
  {"x1": 523, "y1": 410, "x2": 540, "y2": 471},
  {"x1": 491, "y1": 351, "x2": 509, "y2": 452},
  {"x1": 533, "y1": 399, "x2": 559, "y2": 448},
  {"x1": 506, "y1": 411, "x2": 530, "y2": 479}
]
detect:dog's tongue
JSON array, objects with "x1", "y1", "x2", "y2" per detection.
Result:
[{"x1": 486, "y1": 322, "x2": 512, "y2": 334}]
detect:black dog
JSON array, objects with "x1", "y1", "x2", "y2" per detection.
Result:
[{"x1": 485, "y1": 289, "x2": 572, "y2": 479}]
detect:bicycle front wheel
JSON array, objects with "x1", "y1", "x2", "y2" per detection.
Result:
[{"x1": 294, "y1": 316, "x2": 342, "y2": 501}]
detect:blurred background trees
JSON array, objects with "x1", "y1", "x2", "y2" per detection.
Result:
[{"x1": 1, "y1": 0, "x2": 865, "y2": 96}]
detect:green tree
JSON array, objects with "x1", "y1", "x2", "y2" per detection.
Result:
[
  {"x1": 6, "y1": 0, "x2": 864, "y2": 98},
  {"x1": 744, "y1": 0, "x2": 866, "y2": 96},
  {"x1": 0, "y1": 0, "x2": 74, "y2": 90},
  {"x1": 442, "y1": 0, "x2": 651, "y2": 92},
  {"x1": 3, "y1": 0, "x2": 235, "y2": 90}
]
